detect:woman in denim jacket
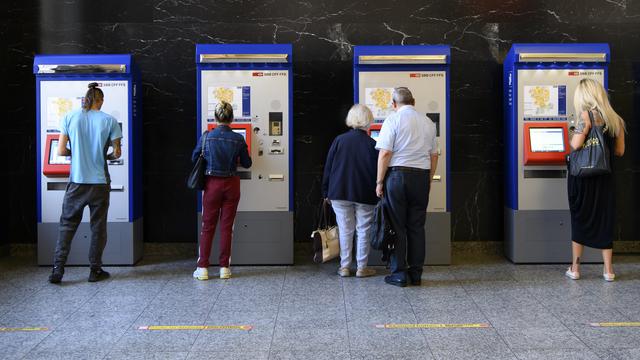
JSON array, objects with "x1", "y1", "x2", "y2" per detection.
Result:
[{"x1": 192, "y1": 101, "x2": 252, "y2": 280}]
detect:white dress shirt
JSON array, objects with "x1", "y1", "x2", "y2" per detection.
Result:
[{"x1": 375, "y1": 105, "x2": 438, "y2": 169}]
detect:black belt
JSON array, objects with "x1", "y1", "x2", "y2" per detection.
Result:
[{"x1": 388, "y1": 166, "x2": 429, "y2": 173}]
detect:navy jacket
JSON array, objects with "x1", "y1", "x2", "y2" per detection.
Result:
[
  {"x1": 192, "y1": 124, "x2": 252, "y2": 176},
  {"x1": 322, "y1": 129, "x2": 379, "y2": 205}
]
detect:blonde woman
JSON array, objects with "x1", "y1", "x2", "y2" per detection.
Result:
[
  {"x1": 322, "y1": 104, "x2": 379, "y2": 277},
  {"x1": 565, "y1": 79, "x2": 625, "y2": 282}
]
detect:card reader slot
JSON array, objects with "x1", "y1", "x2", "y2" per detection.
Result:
[
  {"x1": 47, "y1": 182, "x2": 68, "y2": 191},
  {"x1": 524, "y1": 170, "x2": 567, "y2": 179}
]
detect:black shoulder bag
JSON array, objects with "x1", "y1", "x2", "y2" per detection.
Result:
[
  {"x1": 568, "y1": 111, "x2": 611, "y2": 178},
  {"x1": 370, "y1": 199, "x2": 396, "y2": 264},
  {"x1": 187, "y1": 131, "x2": 208, "y2": 190}
]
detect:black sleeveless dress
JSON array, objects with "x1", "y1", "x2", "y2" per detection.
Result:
[{"x1": 567, "y1": 123, "x2": 616, "y2": 249}]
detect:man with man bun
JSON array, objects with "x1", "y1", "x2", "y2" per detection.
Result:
[{"x1": 48, "y1": 82, "x2": 122, "y2": 284}]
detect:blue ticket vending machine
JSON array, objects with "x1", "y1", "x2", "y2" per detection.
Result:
[
  {"x1": 354, "y1": 45, "x2": 451, "y2": 265},
  {"x1": 34, "y1": 54, "x2": 143, "y2": 265},
  {"x1": 195, "y1": 44, "x2": 294, "y2": 265},
  {"x1": 504, "y1": 44, "x2": 610, "y2": 263}
]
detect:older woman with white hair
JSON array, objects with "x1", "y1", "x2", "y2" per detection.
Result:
[{"x1": 322, "y1": 104, "x2": 379, "y2": 277}]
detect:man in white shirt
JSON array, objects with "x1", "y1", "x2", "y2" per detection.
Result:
[{"x1": 375, "y1": 87, "x2": 438, "y2": 287}]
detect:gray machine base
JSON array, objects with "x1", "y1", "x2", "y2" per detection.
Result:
[
  {"x1": 197, "y1": 211, "x2": 293, "y2": 265},
  {"x1": 38, "y1": 218, "x2": 143, "y2": 266},
  {"x1": 368, "y1": 212, "x2": 451, "y2": 266},
  {"x1": 505, "y1": 208, "x2": 601, "y2": 263}
]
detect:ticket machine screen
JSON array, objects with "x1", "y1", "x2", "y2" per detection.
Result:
[
  {"x1": 48, "y1": 139, "x2": 71, "y2": 165},
  {"x1": 370, "y1": 130, "x2": 380, "y2": 140},
  {"x1": 232, "y1": 128, "x2": 247, "y2": 141},
  {"x1": 529, "y1": 128, "x2": 565, "y2": 152}
]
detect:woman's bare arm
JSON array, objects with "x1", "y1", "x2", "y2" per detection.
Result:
[
  {"x1": 570, "y1": 111, "x2": 591, "y2": 150},
  {"x1": 614, "y1": 128, "x2": 625, "y2": 157}
]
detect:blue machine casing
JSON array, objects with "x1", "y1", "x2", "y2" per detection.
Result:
[
  {"x1": 503, "y1": 43, "x2": 610, "y2": 263},
  {"x1": 34, "y1": 54, "x2": 143, "y2": 265},
  {"x1": 195, "y1": 44, "x2": 294, "y2": 265},
  {"x1": 353, "y1": 45, "x2": 451, "y2": 265}
]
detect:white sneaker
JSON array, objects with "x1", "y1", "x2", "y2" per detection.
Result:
[
  {"x1": 193, "y1": 267, "x2": 209, "y2": 281},
  {"x1": 603, "y1": 273, "x2": 615, "y2": 282},
  {"x1": 220, "y1": 267, "x2": 232, "y2": 279},
  {"x1": 338, "y1": 267, "x2": 351, "y2": 277},
  {"x1": 356, "y1": 268, "x2": 376, "y2": 278},
  {"x1": 565, "y1": 267, "x2": 580, "y2": 280}
]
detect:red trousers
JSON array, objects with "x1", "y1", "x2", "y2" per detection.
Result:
[{"x1": 197, "y1": 176, "x2": 241, "y2": 268}]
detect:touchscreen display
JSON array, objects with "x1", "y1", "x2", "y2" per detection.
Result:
[
  {"x1": 232, "y1": 128, "x2": 247, "y2": 140},
  {"x1": 370, "y1": 130, "x2": 380, "y2": 141},
  {"x1": 529, "y1": 128, "x2": 565, "y2": 152},
  {"x1": 48, "y1": 139, "x2": 71, "y2": 165}
]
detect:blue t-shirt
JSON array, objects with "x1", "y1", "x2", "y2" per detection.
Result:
[{"x1": 60, "y1": 109, "x2": 123, "y2": 184}]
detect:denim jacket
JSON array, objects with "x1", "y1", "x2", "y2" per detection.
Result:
[{"x1": 191, "y1": 124, "x2": 252, "y2": 176}]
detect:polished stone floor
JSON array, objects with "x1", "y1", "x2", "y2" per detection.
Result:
[{"x1": 1, "y1": 251, "x2": 640, "y2": 360}]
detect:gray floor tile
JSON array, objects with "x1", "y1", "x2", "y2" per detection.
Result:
[
  {"x1": 422, "y1": 327, "x2": 510, "y2": 351},
  {"x1": 568, "y1": 324, "x2": 640, "y2": 349},
  {"x1": 512, "y1": 348, "x2": 602, "y2": 360},
  {"x1": 30, "y1": 328, "x2": 127, "y2": 353},
  {"x1": 269, "y1": 350, "x2": 350, "y2": 360},
  {"x1": 431, "y1": 347, "x2": 518, "y2": 360},
  {"x1": 105, "y1": 351, "x2": 189, "y2": 360},
  {"x1": 348, "y1": 322, "x2": 429, "y2": 352},
  {"x1": 22, "y1": 350, "x2": 107, "y2": 360},
  {"x1": 350, "y1": 350, "x2": 434, "y2": 360},
  {"x1": 187, "y1": 351, "x2": 268, "y2": 360},
  {"x1": 270, "y1": 325, "x2": 349, "y2": 352},
  {"x1": 0, "y1": 330, "x2": 52, "y2": 360},
  {"x1": 496, "y1": 326, "x2": 587, "y2": 351},
  {"x1": 192, "y1": 320, "x2": 274, "y2": 352},
  {"x1": 114, "y1": 329, "x2": 201, "y2": 352},
  {"x1": 600, "y1": 347, "x2": 640, "y2": 360}
]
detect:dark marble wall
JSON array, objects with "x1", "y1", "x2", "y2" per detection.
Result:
[{"x1": 4, "y1": 0, "x2": 640, "y2": 244}]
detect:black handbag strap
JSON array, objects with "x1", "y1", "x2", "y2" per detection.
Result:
[
  {"x1": 315, "y1": 199, "x2": 335, "y2": 230},
  {"x1": 199, "y1": 131, "x2": 208, "y2": 157}
]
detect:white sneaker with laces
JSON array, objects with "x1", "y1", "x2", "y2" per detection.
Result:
[
  {"x1": 220, "y1": 267, "x2": 232, "y2": 279},
  {"x1": 193, "y1": 267, "x2": 209, "y2": 280},
  {"x1": 565, "y1": 267, "x2": 580, "y2": 280}
]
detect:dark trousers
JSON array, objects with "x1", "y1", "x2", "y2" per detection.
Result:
[
  {"x1": 54, "y1": 183, "x2": 111, "y2": 270},
  {"x1": 197, "y1": 176, "x2": 241, "y2": 268},
  {"x1": 384, "y1": 168, "x2": 430, "y2": 280}
]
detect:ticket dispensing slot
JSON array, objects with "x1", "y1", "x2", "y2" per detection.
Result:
[
  {"x1": 523, "y1": 122, "x2": 570, "y2": 165},
  {"x1": 43, "y1": 134, "x2": 71, "y2": 177}
]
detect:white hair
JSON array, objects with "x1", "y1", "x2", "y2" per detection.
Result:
[
  {"x1": 346, "y1": 104, "x2": 374, "y2": 130},
  {"x1": 392, "y1": 87, "x2": 414, "y2": 105}
]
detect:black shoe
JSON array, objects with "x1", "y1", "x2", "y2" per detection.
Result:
[
  {"x1": 409, "y1": 274, "x2": 422, "y2": 286},
  {"x1": 88, "y1": 269, "x2": 110, "y2": 282},
  {"x1": 384, "y1": 275, "x2": 407, "y2": 287},
  {"x1": 48, "y1": 266, "x2": 64, "y2": 284}
]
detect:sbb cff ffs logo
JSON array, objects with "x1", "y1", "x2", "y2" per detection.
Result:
[
  {"x1": 252, "y1": 72, "x2": 287, "y2": 77},
  {"x1": 409, "y1": 73, "x2": 444, "y2": 78}
]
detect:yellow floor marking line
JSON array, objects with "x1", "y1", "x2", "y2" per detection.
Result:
[
  {"x1": 138, "y1": 325, "x2": 253, "y2": 331},
  {"x1": 590, "y1": 322, "x2": 640, "y2": 328},
  {"x1": 0, "y1": 327, "x2": 49, "y2": 332},
  {"x1": 375, "y1": 323, "x2": 491, "y2": 329}
]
